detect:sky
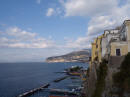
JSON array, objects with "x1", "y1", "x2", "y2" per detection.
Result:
[{"x1": 0, "y1": 0, "x2": 130, "y2": 62}]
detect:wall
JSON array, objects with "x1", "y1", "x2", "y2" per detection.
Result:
[
  {"x1": 97, "y1": 36, "x2": 102, "y2": 62},
  {"x1": 101, "y1": 37, "x2": 107, "y2": 57},
  {"x1": 101, "y1": 32, "x2": 120, "y2": 58},
  {"x1": 126, "y1": 22, "x2": 130, "y2": 52},
  {"x1": 91, "y1": 39, "x2": 97, "y2": 63},
  {"x1": 110, "y1": 42, "x2": 128, "y2": 56}
]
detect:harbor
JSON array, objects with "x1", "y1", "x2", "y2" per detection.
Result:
[
  {"x1": 17, "y1": 65, "x2": 87, "y2": 97},
  {"x1": 17, "y1": 83, "x2": 50, "y2": 97}
]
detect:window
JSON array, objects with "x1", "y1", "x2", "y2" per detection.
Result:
[
  {"x1": 96, "y1": 45, "x2": 98, "y2": 48},
  {"x1": 116, "y1": 49, "x2": 121, "y2": 56}
]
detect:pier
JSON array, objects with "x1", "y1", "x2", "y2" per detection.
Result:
[
  {"x1": 53, "y1": 76, "x2": 68, "y2": 82},
  {"x1": 17, "y1": 83, "x2": 50, "y2": 97},
  {"x1": 49, "y1": 88, "x2": 79, "y2": 97}
]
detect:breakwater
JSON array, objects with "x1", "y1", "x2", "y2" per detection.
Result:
[
  {"x1": 17, "y1": 83, "x2": 50, "y2": 97},
  {"x1": 53, "y1": 76, "x2": 68, "y2": 82}
]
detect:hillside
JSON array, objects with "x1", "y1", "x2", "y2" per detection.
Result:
[{"x1": 45, "y1": 49, "x2": 91, "y2": 63}]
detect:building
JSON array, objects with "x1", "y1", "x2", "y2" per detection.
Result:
[
  {"x1": 110, "y1": 41, "x2": 128, "y2": 56},
  {"x1": 109, "y1": 20, "x2": 130, "y2": 56},
  {"x1": 96, "y1": 35, "x2": 103, "y2": 63},
  {"x1": 91, "y1": 20, "x2": 130, "y2": 63},
  {"x1": 120, "y1": 20, "x2": 130, "y2": 52},
  {"x1": 91, "y1": 35, "x2": 103, "y2": 63},
  {"x1": 91, "y1": 38, "x2": 97, "y2": 63},
  {"x1": 101, "y1": 29, "x2": 119, "y2": 58}
]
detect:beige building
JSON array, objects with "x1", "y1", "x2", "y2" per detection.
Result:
[{"x1": 110, "y1": 41, "x2": 128, "y2": 56}]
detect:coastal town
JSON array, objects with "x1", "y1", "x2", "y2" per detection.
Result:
[
  {"x1": 1, "y1": 0, "x2": 130, "y2": 97},
  {"x1": 16, "y1": 20, "x2": 130, "y2": 97},
  {"x1": 86, "y1": 20, "x2": 130, "y2": 97},
  {"x1": 91, "y1": 20, "x2": 130, "y2": 64}
]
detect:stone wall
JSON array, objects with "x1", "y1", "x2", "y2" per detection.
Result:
[{"x1": 86, "y1": 56, "x2": 125, "y2": 97}]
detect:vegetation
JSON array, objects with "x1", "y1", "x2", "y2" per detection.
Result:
[
  {"x1": 113, "y1": 53, "x2": 130, "y2": 96},
  {"x1": 92, "y1": 59, "x2": 108, "y2": 97}
]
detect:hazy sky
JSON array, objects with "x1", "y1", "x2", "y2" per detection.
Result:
[{"x1": 0, "y1": 0, "x2": 130, "y2": 62}]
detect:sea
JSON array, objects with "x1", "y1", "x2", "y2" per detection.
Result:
[{"x1": 0, "y1": 62, "x2": 89, "y2": 97}]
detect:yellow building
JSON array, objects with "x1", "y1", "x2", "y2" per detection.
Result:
[
  {"x1": 91, "y1": 38, "x2": 97, "y2": 63},
  {"x1": 91, "y1": 35, "x2": 103, "y2": 63},
  {"x1": 96, "y1": 35, "x2": 103, "y2": 62}
]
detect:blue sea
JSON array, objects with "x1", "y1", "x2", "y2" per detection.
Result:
[{"x1": 0, "y1": 62, "x2": 89, "y2": 97}]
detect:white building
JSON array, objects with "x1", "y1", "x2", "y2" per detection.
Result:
[
  {"x1": 101, "y1": 29, "x2": 120, "y2": 57},
  {"x1": 102, "y1": 20, "x2": 130, "y2": 58},
  {"x1": 120, "y1": 20, "x2": 130, "y2": 52}
]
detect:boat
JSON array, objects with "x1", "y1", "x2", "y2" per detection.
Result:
[
  {"x1": 67, "y1": 85, "x2": 81, "y2": 88},
  {"x1": 49, "y1": 89, "x2": 79, "y2": 97},
  {"x1": 67, "y1": 72, "x2": 81, "y2": 76}
]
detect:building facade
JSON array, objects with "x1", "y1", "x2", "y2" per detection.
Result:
[
  {"x1": 110, "y1": 20, "x2": 130, "y2": 57},
  {"x1": 91, "y1": 35, "x2": 103, "y2": 63},
  {"x1": 101, "y1": 30, "x2": 120, "y2": 58},
  {"x1": 96, "y1": 35, "x2": 103, "y2": 63},
  {"x1": 110, "y1": 41, "x2": 128, "y2": 56},
  {"x1": 91, "y1": 20, "x2": 130, "y2": 63},
  {"x1": 120, "y1": 20, "x2": 130, "y2": 52},
  {"x1": 91, "y1": 38, "x2": 97, "y2": 63}
]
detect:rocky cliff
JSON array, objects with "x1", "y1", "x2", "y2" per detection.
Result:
[
  {"x1": 45, "y1": 49, "x2": 90, "y2": 63},
  {"x1": 86, "y1": 54, "x2": 130, "y2": 97}
]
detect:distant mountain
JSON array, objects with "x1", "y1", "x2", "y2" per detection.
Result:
[{"x1": 45, "y1": 49, "x2": 91, "y2": 63}]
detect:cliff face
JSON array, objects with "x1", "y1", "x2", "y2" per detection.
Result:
[
  {"x1": 45, "y1": 49, "x2": 90, "y2": 63},
  {"x1": 86, "y1": 56, "x2": 130, "y2": 97}
]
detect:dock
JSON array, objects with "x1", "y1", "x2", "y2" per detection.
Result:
[
  {"x1": 53, "y1": 76, "x2": 68, "y2": 82},
  {"x1": 17, "y1": 83, "x2": 50, "y2": 97},
  {"x1": 49, "y1": 88, "x2": 79, "y2": 96}
]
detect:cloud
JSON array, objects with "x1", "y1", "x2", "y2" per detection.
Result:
[
  {"x1": 64, "y1": 37, "x2": 92, "y2": 49},
  {"x1": 58, "y1": 0, "x2": 130, "y2": 43},
  {"x1": 46, "y1": 7, "x2": 63, "y2": 17},
  {"x1": 61, "y1": 0, "x2": 118, "y2": 16},
  {"x1": 0, "y1": 27, "x2": 55, "y2": 48},
  {"x1": 86, "y1": 2, "x2": 130, "y2": 36},
  {"x1": 0, "y1": 27, "x2": 92, "y2": 49},
  {"x1": 87, "y1": 16, "x2": 117, "y2": 36},
  {"x1": 36, "y1": 0, "x2": 41, "y2": 4},
  {"x1": 46, "y1": 8, "x2": 55, "y2": 17},
  {"x1": 6, "y1": 27, "x2": 37, "y2": 40}
]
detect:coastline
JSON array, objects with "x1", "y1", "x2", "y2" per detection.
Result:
[{"x1": 0, "y1": 62, "x2": 88, "y2": 97}]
